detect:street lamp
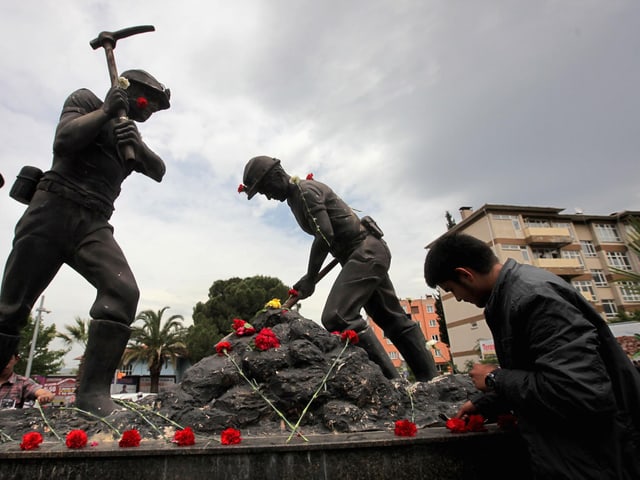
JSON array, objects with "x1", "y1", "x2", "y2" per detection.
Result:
[{"x1": 24, "y1": 295, "x2": 51, "y2": 378}]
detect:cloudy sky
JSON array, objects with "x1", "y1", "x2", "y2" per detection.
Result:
[{"x1": 1, "y1": 1, "x2": 639, "y2": 366}]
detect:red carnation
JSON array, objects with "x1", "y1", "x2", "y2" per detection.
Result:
[
  {"x1": 466, "y1": 414, "x2": 487, "y2": 432},
  {"x1": 232, "y1": 318, "x2": 255, "y2": 336},
  {"x1": 306, "y1": 173, "x2": 314, "y2": 180},
  {"x1": 254, "y1": 327, "x2": 280, "y2": 351},
  {"x1": 136, "y1": 96, "x2": 148, "y2": 109},
  {"x1": 66, "y1": 429, "x2": 88, "y2": 449},
  {"x1": 220, "y1": 427, "x2": 242, "y2": 445},
  {"x1": 20, "y1": 432, "x2": 43, "y2": 450},
  {"x1": 238, "y1": 184, "x2": 245, "y2": 193},
  {"x1": 445, "y1": 418, "x2": 468, "y2": 433},
  {"x1": 119, "y1": 429, "x2": 141, "y2": 448},
  {"x1": 445, "y1": 414, "x2": 487, "y2": 433},
  {"x1": 288, "y1": 288, "x2": 299, "y2": 297},
  {"x1": 173, "y1": 427, "x2": 196, "y2": 446},
  {"x1": 341, "y1": 330, "x2": 359, "y2": 345},
  {"x1": 216, "y1": 341, "x2": 232, "y2": 355},
  {"x1": 394, "y1": 419, "x2": 418, "y2": 437}
]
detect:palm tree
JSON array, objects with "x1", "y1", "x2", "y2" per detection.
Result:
[
  {"x1": 57, "y1": 316, "x2": 90, "y2": 349},
  {"x1": 57, "y1": 316, "x2": 90, "y2": 379},
  {"x1": 125, "y1": 307, "x2": 188, "y2": 393}
]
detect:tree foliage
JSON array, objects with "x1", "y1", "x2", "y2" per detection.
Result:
[
  {"x1": 186, "y1": 275, "x2": 289, "y2": 362},
  {"x1": 16, "y1": 315, "x2": 67, "y2": 376},
  {"x1": 125, "y1": 307, "x2": 187, "y2": 393},
  {"x1": 56, "y1": 316, "x2": 89, "y2": 349}
]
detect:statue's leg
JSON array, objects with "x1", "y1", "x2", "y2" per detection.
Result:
[
  {"x1": 321, "y1": 238, "x2": 398, "y2": 379},
  {"x1": 70, "y1": 226, "x2": 138, "y2": 415},
  {"x1": 0, "y1": 195, "x2": 66, "y2": 368},
  {"x1": 365, "y1": 277, "x2": 438, "y2": 382}
]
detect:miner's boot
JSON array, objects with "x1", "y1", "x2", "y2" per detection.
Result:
[
  {"x1": 0, "y1": 332, "x2": 20, "y2": 370},
  {"x1": 389, "y1": 323, "x2": 438, "y2": 382},
  {"x1": 75, "y1": 319, "x2": 131, "y2": 416},
  {"x1": 356, "y1": 327, "x2": 400, "y2": 380}
]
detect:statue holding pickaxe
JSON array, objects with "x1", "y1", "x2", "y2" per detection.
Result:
[{"x1": 0, "y1": 26, "x2": 170, "y2": 416}]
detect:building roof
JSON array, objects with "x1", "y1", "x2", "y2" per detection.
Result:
[{"x1": 425, "y1": 204, "x2": 640, "y2": 249}]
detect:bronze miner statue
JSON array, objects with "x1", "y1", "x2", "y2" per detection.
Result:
[
  {"x1": 240, "y1": 156, "x2": 437, "y2": 381},
  {"x1": 0, "y1": 69, "x2": 170, "y2": 416}
]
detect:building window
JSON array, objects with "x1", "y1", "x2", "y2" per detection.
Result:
[
  {"x1": 591, "y1": 269, "x2": 607, "y2": 287},
  {"x1": 561, "y1": 250, "x2": 584, "y2": 267},
  {"x1": 389, "y1": 351, "x2": 399, "y2": 360},
  {"x1": 580, "y1": 240, "x2": 597, "y2": 257},
  {"x1": 410, "y1": 306, "x2": 419, "y2": 314},
  {"x1": 503, "y1": 244, "x2": 530, "y2": 262},
  {"x1": 427, "y1": 305, "x2": 434, "y2": 313},
  {"x1": 433, "y1": 348, "x2": 442, "y2": 358},
  {"x1": 119, "y1": 363, "x2": 133, "y2": 376},
  {"x1": 429, "y1": 319, "x2": 438, "y2": 327},
  {"x1": 601, "y1": 300, "x2": 617, "y2": 319},
  {"x1": 594, "y1": 224, "x2": 622, "y2": 242},
  {"x1": 494, "y1": 214, "x2": 522, "y2": 231},
  {"x1": 573, "y1": 280, "x2": 596, "y2": 301},
  {"x1": 606, "y1": 251, "x2": 632, "y2": 271},
  {"x1": 525, "y1": 218, "x2": 551, "y2": 227},
  {"x1": 619, "y1": 282, "x2": 640, "y2": 302},
  {"x1": 430, "y1": 334, "x2": 439, "y2": 341}
]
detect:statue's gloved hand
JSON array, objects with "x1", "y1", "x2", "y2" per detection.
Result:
[
  {"x1": 102, "y1": 86, "x2": 129, "y2": 117},
  {"x1": 113, "y1": 119, "x2": 142, "y2": 148},
  {"x1": 293, "y1": 275, "x2": 316, "y2": 300}
]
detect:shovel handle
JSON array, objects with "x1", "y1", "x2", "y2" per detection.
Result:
[{"x1": 283, "y1": 258, "x2": 340, "y2": 309}]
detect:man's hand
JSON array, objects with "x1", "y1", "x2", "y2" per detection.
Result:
[
  {"x1": 35, "y1": 388, "x2": 55, "y2": 404},
  {"x1": 293, "y1": 275, "x2": 316, "y2": 299},
  {"x1": 102, "y1": 86, "x2": 129, "y2": 118},
  {"x1": 468, "y1": 363, "x2": 499, "y2": 392},
  {"x1": 455, "y1": 400, "x2": 478, "y2": 419}
]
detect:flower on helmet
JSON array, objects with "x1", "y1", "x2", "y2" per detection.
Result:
[
  {"x1": 136, "y1": 96, "x2": 148, "y2": 109},
  {"x1": 238, "y1": 184, "x2": 246, "y2": 193},
  {"x1": 306, "y1": 173, "x2": 314, "y2": 180},
  {"x1": 118, "y1": 76, "x2": 130, "y2": 89}
]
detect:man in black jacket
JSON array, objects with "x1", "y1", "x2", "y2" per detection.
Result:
[
  {"x1": 425, "y1": 232, "x2": 640, "y2": 479},
  {"x1": 0, "y1": 70, "x2": 170, "y2": 416}
]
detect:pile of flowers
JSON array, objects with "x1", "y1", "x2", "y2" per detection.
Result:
[{"x1": 445, "y1": 414, "x2": 487, "y2": 433}]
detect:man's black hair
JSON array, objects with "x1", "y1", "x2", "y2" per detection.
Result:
[{"x1": 424, "y1": 232, "x2": 498, "y2": 288}]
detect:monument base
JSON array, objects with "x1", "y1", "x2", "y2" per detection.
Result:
[{"x1": 0, "y1": 426, "x2": 530, "y2": 480}]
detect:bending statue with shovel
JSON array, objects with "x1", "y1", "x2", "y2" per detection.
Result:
[
  {"x1": 0, "y1": 26, "x2": 170, "y2": 416},
  {"x1": 240, "y1": 156, "x2": 437, "y2": 381}
]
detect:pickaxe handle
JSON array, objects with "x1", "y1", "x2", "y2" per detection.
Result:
[
  {"x1": 283, "y1": 257, "x2": 340, "y2": 309},
  {"x1": 90, "y1": 25, "x2": 155, "y2": 162}
]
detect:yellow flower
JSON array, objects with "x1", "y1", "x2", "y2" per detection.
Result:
[{"x1": 264, "y1": 298, "x2": 282, "y2": 309}]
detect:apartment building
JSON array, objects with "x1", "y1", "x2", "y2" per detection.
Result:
[
  {"x1": 426, "y1": 204, "x2": 640, "y2": 371},
  {"x1": 369, "y1": 296, "x2": 452, "y2": 376}
]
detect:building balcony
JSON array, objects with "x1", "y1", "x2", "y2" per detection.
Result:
[
  {"x1": 524, "y1": 227, "x2": 573, "y2": 246},
  {"x1": 533, "y1": 257, "x2": 584, "y2": 277}
]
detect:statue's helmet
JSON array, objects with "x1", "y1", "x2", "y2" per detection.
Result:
[
  {"x1": 242, "y1": 156, "x2": 280, "y2": 199},
  {"x1": 121, "y1": 69, "x2": 171, "y2": 110}
]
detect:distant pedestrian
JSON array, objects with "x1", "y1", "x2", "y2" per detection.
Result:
[{"x1": 0, "y1": 351, "x2": 54, "y2": 408}]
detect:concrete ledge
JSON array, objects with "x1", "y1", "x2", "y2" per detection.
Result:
[{"x1": 0, "y1": 426, "x2": 529, "y2": 480}]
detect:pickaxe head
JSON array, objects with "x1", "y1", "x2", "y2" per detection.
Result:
[{"x1": 90, "y1": 25, "x2": 155, "y2": 50}]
